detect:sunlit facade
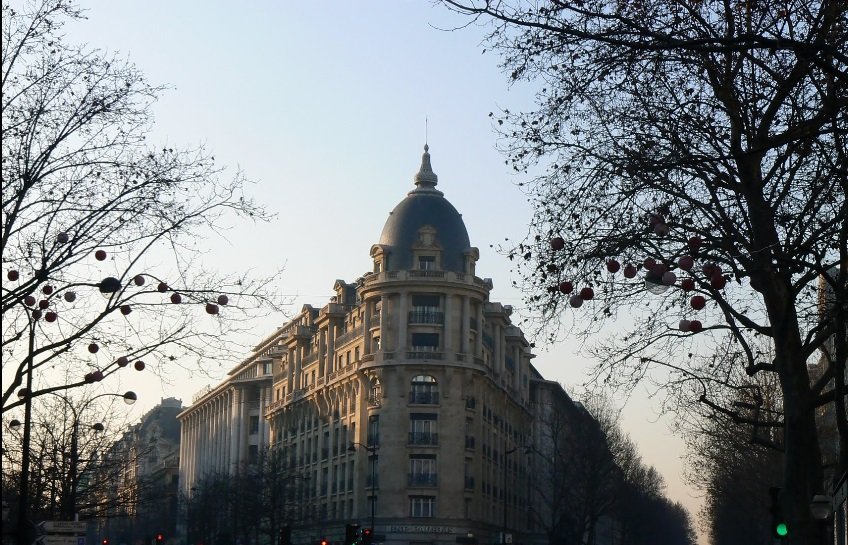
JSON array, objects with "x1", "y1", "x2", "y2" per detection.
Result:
[{"x1": 178, "y1": 147, "x2": 566, "y2": 545}]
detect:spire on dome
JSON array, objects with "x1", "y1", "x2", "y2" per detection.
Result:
[{"x1": 414, "y1": 144, "x2": 439, "y2": 190}]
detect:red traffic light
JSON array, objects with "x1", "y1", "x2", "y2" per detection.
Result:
[
  {"x1": 102, "y1": 540, "x2": 110, "y2": 545},
  {"x1": 363, "y1": 529, "x2": 372, "y2": 536},
  {"x1": 320, "y1": 540, "x2": 329, "y2": 545},
  {"x1": 155, "y1": 533, "x2": 165, "y2": 543}
]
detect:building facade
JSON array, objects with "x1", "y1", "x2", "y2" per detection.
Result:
[
  {"x1": 179, "y1": 146, "x2": 585, "y2": 545},
  {"x1": 96, "y1": 397, "x2": 183, "y2": 544}
]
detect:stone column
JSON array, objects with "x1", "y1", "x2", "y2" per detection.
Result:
[
  {"x1": 319, "y1": 328, "x2": 327, "y2": 376},
  {"x1": 328, "y1": 321, "x2": 336, "y2": 373},
  {"x1": 398, "y1": 292, "x2": 408, "y2": 353},
  {"x1": 379, "y1": 296, "x2": 389, "y2": 351},
  {"x1": 443, "y1": 294, "x2": 452, "y2": 356},
  {"x1": 462, "y1": 296, "x2": 471, "y2": 355},
  {"x1": 230, "y1": 389, "x2": 241, "y2": 468},
  {"x1": 294, "y1": 345, "x2": 303, "y2": 390},
  {"x1": 363, "y1": 300, "x2": 372, "y2": 354},
  {"x1": 474, "y1": 305, "x2": 483, "y2": 357},
  {"x1": 514, "y1": 346, "x2": 522, "y2": 392}
]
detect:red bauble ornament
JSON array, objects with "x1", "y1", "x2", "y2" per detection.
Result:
[
  {"x1": 95, "y1": 249, "x2": 107, "y2": 261},
  {"x1": 710, "y1": 274, "x2": 727, "y2": 290},
  {"x1": 64, "y1": 291, "x2": 76, "y2": 302},
  {"x1": 550, "y1": 237, "x2": 565, "y2": 251},
  {"x1": 38, "y1": 299, "x2": 49, "y2": 310},
  {"x1": 681, "y1": 278, "x2": 696, "y2": 292},
  {"x1": 558, "y1": 281, "x2": 574, "y2": 294},
  {"x1": 643, "y1": 257, "x2": 656, "y2": 270},
  {"x1": 17, "y1": 388, "x2": 31, "y2": 398},
  {"x1": 690, "y1": 295, "x2": 706, "y2": 310},
  {"x1": 134, "y1": 275, "x2": 145, "y2": 286},
  {"x1": 662, "y1": 271, "x2": 677, "y2": 286},
  {"x1": 92, "y1": 370, "x2": 104, "y2": 382},
  {"x1": 24, "y1": 295, "x2": 36, "y2": 307},
  {"x1": 623, "y1": 264, "x2": 637, "y2": 279},
  {"x1": 116, "y1": 356, "x2": 130, "y2": 367},
  {"x1": 580, "y1": 287, "x2": 595, "y2": 300},
  {"x1": 57, "y1": 232, "x2": 69, "y2": 244},
  {"x1": 157, "y1": 282, "x2": 168, "y2": 293},
  {"x1": 217, "y1": 294, "x2": 229, "y2": 305},
  {"x1": 678, "y1": 255, "x2": 694, "y2": 270},
  {"x1": 678, "y1": 319, "x2": 691, "y2": 332},
  {"x1": 689, "y1": 320, "x2": 703, "y2": 333},
  {"x1": 205, "y1": 303, "x2": 219, "y2": 315},
  {"x1": 606, "y1": 259, "x2": 621, "y2": 273},
  {"x1": 649, "y1": 213, "x2": 665, "y2": 227},
  {"x1": 84, "y1": 373, "x2": 95, "y2": 383},
  {"x1": 170, "y1": 293, "x2": 182, "y2": 304},
  {"x1": 654, "y1": 223, "x2": 670, "y2": 236},
  {"x1": 688, "y1": 236, "x2": 702, "y2": 251},
  {"x1": 7, "y1": 270, "x2": 19, "y2": 281},
  {"x1": 88, "y1": 343, "x2": 99, "y2": 353},
  {"x1": 134, "y1": 360, "x2": 145, "y2": 371},
  {"x1": 569, "y1": 295, "x2": 584, "y2": 308},
  {"x1": 42, "y1": 285, "x2": 53, "y2": 295},
  {"x1": 45, "y1": 311, "x2": 57, "y2": 322},
  {"x1": 120, "y1": 305, "x2": 132, "y2": 315},
  {"x1": 31, "y1": 309, "x2": 42, "y2": 320}
]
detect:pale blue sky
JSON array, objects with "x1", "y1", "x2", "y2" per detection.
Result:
[{"x1": 60, "y1": 1, "x2": 704, "y2": 538}]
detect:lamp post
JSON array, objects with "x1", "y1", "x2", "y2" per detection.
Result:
[
  {"x1": 9, "y1": 390, "x2": 137, "y2": 524},
  {"x1": 348, "y1": 442, "x2": 378, "y2": 532}
]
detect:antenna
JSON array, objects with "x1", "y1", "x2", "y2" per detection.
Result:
[{"x1": 425, "y1": 116, "x2": 429, "y2": 146}]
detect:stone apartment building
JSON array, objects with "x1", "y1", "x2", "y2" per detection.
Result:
[{"x1": 178, "y1": 146, "x2": 589, "y2": 545}]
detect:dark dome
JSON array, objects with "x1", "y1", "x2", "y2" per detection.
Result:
[{"x1": 377, "y1": 146, "x2": 471, "y2": 273}]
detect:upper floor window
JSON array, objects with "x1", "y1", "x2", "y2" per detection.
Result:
[
  {"x1": 418, "y1": 255, "x2": 436, "y2": 270},
  {"x1": 409, "y1": 495, "x2": 436, "y2": 518},
  {"x1": 411, "y1": 333, "x2": 439, "y2": 353},
  {"x1": 410, "y1": 375, "x2": 439, "y2": 404}
]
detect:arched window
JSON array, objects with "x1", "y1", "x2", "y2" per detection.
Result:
[
  {"x1": 410, "y1": 375, "x2": 439, "y2": 404},
  {"x1": 369, "y1": 378, "x2": 382, "y2": 407}
]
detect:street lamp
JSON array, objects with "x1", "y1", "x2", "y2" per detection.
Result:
[
  {"x1": 348, "y1": 442, "x2": 378, "y2": 533},
  {"x1": 9, "y1": 389, "x2": 138, "y2": 530}
]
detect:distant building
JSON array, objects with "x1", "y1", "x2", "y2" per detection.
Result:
[
  {"x1": 95, "y1": 397, "x2": 182, "y2": 544},
  {"x1": 178, "y1": 146, "x2": 591, "y2": 545}
]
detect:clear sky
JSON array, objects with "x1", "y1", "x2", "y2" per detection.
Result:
[{"x1": 60, "y1": 1, "x2": 705, "y2": 540}]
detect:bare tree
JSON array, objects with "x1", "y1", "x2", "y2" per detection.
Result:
[
  {"x1": 1, "y1": 390, "x2": 149, "y2": 523},
  {"x1": 2, "y1": 0, "x2": 283, "y2": 414},
  {"x1": 439, "y1": 1, "x2": 846, "y2": 542}
]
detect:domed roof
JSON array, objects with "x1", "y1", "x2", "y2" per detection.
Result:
[{"x1": 377, "y1": 146, "x2": 471, "y2": 273}]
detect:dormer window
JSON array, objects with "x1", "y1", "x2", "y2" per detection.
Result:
[{"x1": 419, "y1": 255, "x2": 436, "y2": 270}]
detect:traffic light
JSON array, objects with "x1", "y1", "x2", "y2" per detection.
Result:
[
  {"x1": 101, "y1": 539, "x2": 110, "y2": 545},
  {"x1": 361, "y1": 527, "x2": 373, "y2": 545},
  {"x1": 320, "y1": 539, "x2": 329, "y2": 545},
  {"x1": 155, "y1": 533, "x2": 165, "y2": 543},
  {"x1": 769, "y1": 487, "x2": 789, "y2": 539},
  {"x1": 345, "y1": 523, "x2": 361, "y2": 545}
]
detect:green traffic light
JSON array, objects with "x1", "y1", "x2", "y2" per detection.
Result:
[{"x1": 776, "y1": 523, "x2": 788, "y2": 536}]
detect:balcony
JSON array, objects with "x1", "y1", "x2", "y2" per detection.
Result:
[
  {"x1": 408, "y1": 473, "x2": 438, "y2": 487},
  {"x1": 407, "y1": 350, "x2": 444, "y2": 360},
  {"x1": 408, "y1": 310, "x2": 444, "y2": 324},
  {"x1": 408, "y1": 391, "x2": 439, "y2": 405},
  {"x1": 335, "y1": 326, "x2": 364, "y2": 347},
  {"x1": 408, "y1": 432, "x2": 439, "y2": 446}
]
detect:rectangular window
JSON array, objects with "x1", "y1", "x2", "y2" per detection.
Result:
[
  {"x1": 409, "y1": 454, "x2": 437, "y2": 486},
  {"x1": 355, "y1": 346, "x2": 360, "y2": 361},
  {"x1": 368, "y1": 415, "x2": 380, "y2": 446},
  {"x1": 346, "y1": 351, "x2": 351, "y2": 365},
  {"x1": 263, "y1": 362, "x2": 273, "y2": 375},
  {"x1": 409, "y1": 414, "x2": 438, "y2": 445},
  {"x1": 412, "y1": 294, "x2": 440, "y2": 307},
  {"x1": 249, "y1": 415, "x2": 259, "y2": 435},
  {"x1": 248, "y1": 444, "x2": 258, "y2": 465},
  {"x1": 418, "y1": 256, "x2": 436, "y2": 270},
  {"x1": 411, "y1": 333, "x2": 439, "y2": 350},
  {"x1": 409, "y1": 495, "x2": 436, "y2": 517}
]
